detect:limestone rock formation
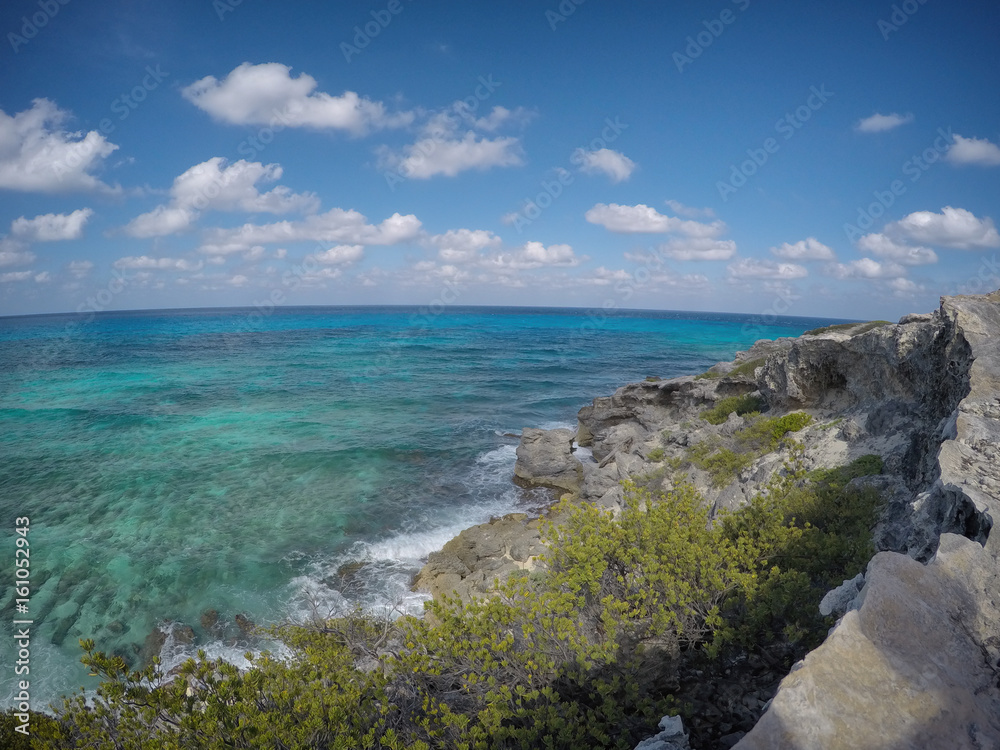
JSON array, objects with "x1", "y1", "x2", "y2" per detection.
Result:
[
  {"x1": 412, "y1": 513, "x2": 545, "y2": 602},
  {"x1": 416, "y1": 290, "x2": 1000, "y2": 747},
  {"x1": 513, "y1": 427, "x2": 583, "y2": 493},
  {"x1": 734, "y1": 535, "x2": 1000, "y2": 749}
]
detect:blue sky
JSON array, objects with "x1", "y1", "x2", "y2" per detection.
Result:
[{"x1": 1, "y1": 0, "x2": 998, "y2": 319}]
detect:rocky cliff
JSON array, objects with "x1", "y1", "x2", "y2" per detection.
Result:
[{"x1": 414, "y1": 291, "x2": 1000, "y2": 749}]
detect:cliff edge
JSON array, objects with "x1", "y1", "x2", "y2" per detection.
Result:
[{"x1": 415, "y1": 292, "x2": 1000, "y2": 748}]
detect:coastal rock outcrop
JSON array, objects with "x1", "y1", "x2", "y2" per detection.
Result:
[
  {"x1": 416, "y1": 291, "x2": 1000, "y2": 747},
  {"x1": 733, "y1": 292, "x2": 1000, "y2": 749},
  {"x1": 412, "y1": 513, "x2": 545, "y2": 603},
  {"x1": 734, "y1": 534, "x2": 1000, "y2": 749},
  {"x1": 513, "y1": 427, "x2": 583, "y2": 493}
]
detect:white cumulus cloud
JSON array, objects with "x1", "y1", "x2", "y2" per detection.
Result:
[
  {"x1": 0, "y1": 99, "x2": 119, "y2": 193},
  {"x1": 823, "y1": 258, "x2": 906, "y2": 280},
  {"x1": 67, "y1": 260, "x2": 94, "y2": 278},
  {"x1": 199, "y1": 208, "x2": 422, "y2": 255},
  {"x1": 426, "y1": 228, "x2": 502, "y2": 263},
  {"x1": 0, "y1": 246, "x2": 35, "y2": 267},
  {"x1": 573, "y1": 148, "x2": 636, "y2": 183},
  {"x1": 770, "y1": 237, "x2": 836, "y2": 261},
  {"x1": 658, "y1": 238, "x2": 737, "y2": 262},
  {"x1": 857, "y1": 233, "x2": 937, "y2": 265},
  {"x1": 11, "y1": 208, "x2": 94, "y2": 242},
  {"x1": 124, "y1": 158, "x2": 319, "y2": 238},
  {"x1": 728, "y1": 258, "x2": 808, "y2": 280},
  {"x1": 379, "y1": 132, "x2": 523, "y2": 179},
  {"x1": 855, "y1": 112, "x2": 914, "y2": 133},
  {"x1": 484, "y1": 241, "x2": 581, "y2": 270},
  {"x1": 585, "y1": 203, "x2": 726, "y2": 237},
  {"x1": 945, "y1": 134, "x2": 1000, "y2": 167},
  {"x1": 664, "y1": 200, "x2": 716, "y2": 219},
  {"x1": 888, "y1": 206, "x2": 1000, "y2": 249},
  {"x1": 113, "y1": 255, "x2": 204, "y2": 271},
  {"x1": 309, "y1": 244, "x2": 364, "y2": 265},
  {"x1": 181, "y1": 62, "x2": 413, "y2": 135}
]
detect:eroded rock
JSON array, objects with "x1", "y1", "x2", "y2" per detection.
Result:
[{"x1": 513, "y1": 427, "x2": 583, "y2": 493}]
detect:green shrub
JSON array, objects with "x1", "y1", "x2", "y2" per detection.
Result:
[
  {"x1": 736, "y1": 412, "x2": 813, "y2": 451},
  {"x1": 646, "y1": 447, "x2": 665, "y2": 462},
  {"x1": 715, "y1": 450, "x2": 884, "y2": 649},
  {"x1": 726, "y1": 358, "x2": 765, "y2": 379},
  {"x1": 688, "y1": 412, "x2": 812, "y2": 487},
  {"x1": 701, "y1": 394, "x2": 766, "y2": 425},
  {"x1": 687, "y1": 442, "x2": 754, "y2": 488},
  {"x1": 693, "y1": 370, "x2": 720, "y2": 380}
]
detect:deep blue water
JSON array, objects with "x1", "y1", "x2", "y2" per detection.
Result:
[{"x1": 0, "y1": 305, "x2": 848, "y2": 709}]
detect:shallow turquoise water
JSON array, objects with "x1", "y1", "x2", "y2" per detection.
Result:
[{"x1": 0, "y1": 305, "x2": 845, "y2": 709}]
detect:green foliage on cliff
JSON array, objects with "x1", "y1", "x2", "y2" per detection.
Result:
[
  {"x1": 715, "y1": 450, "x2": 883, "y2": 649},
  {"x1": 701, "y1": 394, "x2": 766, "y2": 424},
  {"x1": 687, "y1": 412, "x2": 813, "y2": 487},
  {"x1": 40, "y1": 454, "x2": 883, "y2": 750}
]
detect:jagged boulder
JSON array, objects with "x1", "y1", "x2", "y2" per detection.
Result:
[
  {"x1": 634, "y1": 715, "x2": 690, "y2": 750},
  {"x1": 412, "y1": 513, "x2": 545, "y2": 603},
  {"x1": 513, "y1": 427, "x2": 583, "y2": 493},
  {"x1": 734, "y1": 535, "x2": 1000, "y2": 750}
]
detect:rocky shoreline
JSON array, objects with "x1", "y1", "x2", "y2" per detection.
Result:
[{"x1": 413, "y1": 291, "x2": 1000, "y2": 749}]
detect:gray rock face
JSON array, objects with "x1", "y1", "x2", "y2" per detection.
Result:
[
  {"x1": 734, "y1": 536, "x2": 1000, "y2": 750},
  {"x1": 513, "y1": 427, "x2": 583, "y2": 493},
  {"x1": 416, "y1": 290, "x2": 1000, "y2": 748},
  {"x1": 817, "y1": 573, "x2": 864, "y2": 618},
  {"x1": 412, "y1": 513, "x2": 545, "y2": 603},
  {"x1": 733, "y1": 292, "x2": 1000, "y2": 750},
  {"x1": 634, "y1": 715, "x2": 690, "y2": 750}
]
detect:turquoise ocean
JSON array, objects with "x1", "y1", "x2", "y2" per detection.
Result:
[{"x1": 0, "y1": 306, "x2": 847, "y2": 709}]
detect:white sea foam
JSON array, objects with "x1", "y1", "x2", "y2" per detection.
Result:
[
  {"x1": 155, "y1": 620, "x2": 293, "y2": 677},
  {"x1": 282, "y1": 439, "x2": 543, "y2": 624}
]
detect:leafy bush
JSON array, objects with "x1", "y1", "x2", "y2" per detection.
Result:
[
  {"x1": 701, "y1": 394, "x2": 766, "y2": 425},
  {"x1": 715, "y1": 450, "x2": 883, "y2": 649},
  {"x1": 646, "y1": 447, "x2": 665, "y2": 462},
  {"x1": 736, "y1": 412, "x2": 813, "y2": 451},
  {"x1": 726, "y1": 358, "x2": 765, "y2": 379},
  {"x1": 687, "y1": 441, "x2": 754, "y2": 488},
  {"x1": 688, "y1": 412, "x2": 812, "y2": 487}
]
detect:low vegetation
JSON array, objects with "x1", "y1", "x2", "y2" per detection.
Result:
[
  {"x1": 701, "y1": 394, "x2": 766, "y2": 425},
  {"x1": 693, "y1": 357, "x2": 765, "y2": 382},
  {"x1": 37, "y1": 454, "x2": 883, "y2": 750},
  {"x1": 688, "y1": 413, "x2": 813, "y2": 487}
]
